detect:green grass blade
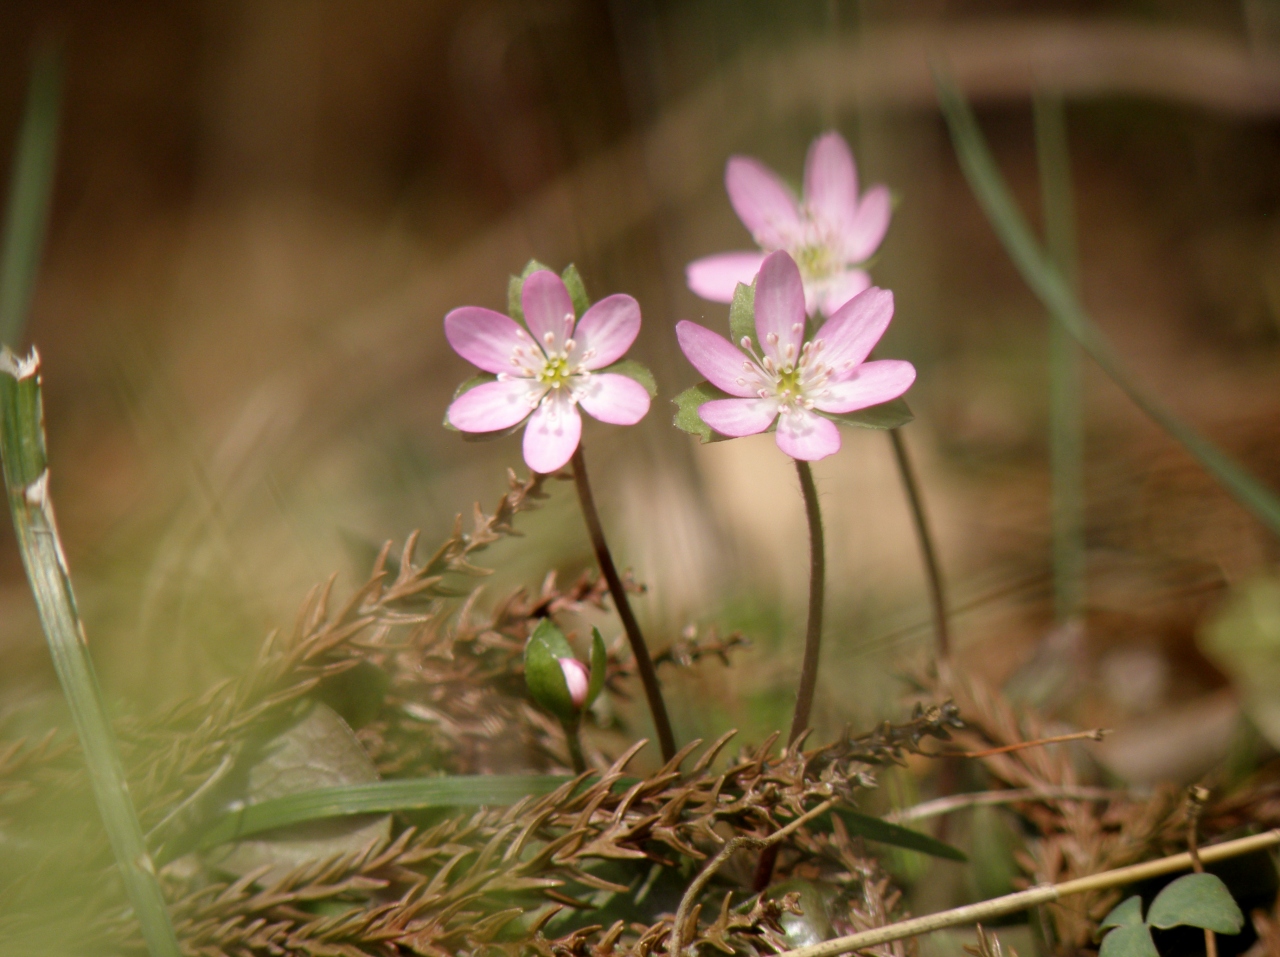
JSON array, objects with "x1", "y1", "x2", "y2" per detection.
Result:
[
  {"x1": 0, "y1": 44, "x2": 62, "y2": 347},
  {"x1": 197, "y1": 774, "x2": 571, "y2": 849},
  {"x1": 936, "y1": 71, "x2": 1280, "y2": 538},
  {"x1": 834, "y1": 808, "x2": 967, "y2": 861},
  {"x1": 1034, "y1": 90, "x2": 1086, "y2": 623},
  {"x1": 0, "y1": 350, "x2": 180, "y2": 956}
]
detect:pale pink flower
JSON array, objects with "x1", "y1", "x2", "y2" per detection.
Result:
[
  {"x1": 558, "y1": 657, "x2": 590, "y2": 708},
  {"x1": 445, "y1": 270, "x2": 651, "y2": 473},
  {"x1": 676, "y1": 250, "x2": 914, "y2": 461},
  {"x1": 686, "y1": 131, "x2": 891, "y2": 317}
]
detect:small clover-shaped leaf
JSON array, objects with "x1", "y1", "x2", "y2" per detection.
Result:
[
  {"x1": 728, "y1": 279, "x2": 756, "y2": 345},
  {"x1": 561, "y1": 264, "x2": 590, "y2": 318},
  {"x1": 602, "y1": 359, "x2": 657, "y2": 397},
  {"x1": 1147, "y1": 873, "x2": 1244, "y2": 935},
  {"x1": 1099, "y1": 896, "x2": 1145, "y2": 933},
  {"x1": 1099, "y1": 925, "x2": 1159, "y2": 957}
]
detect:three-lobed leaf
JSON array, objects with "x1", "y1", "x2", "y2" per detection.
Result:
[
  {"x1": 1147, "y1": 873, "x2": 1244, "y2": 935},
  {"x1": 1100, "y1": 895, "x2": 1145, "y2": 932},
  {"x1": 1100, "y1": 924, "x2": 1159, "y2": 957}
]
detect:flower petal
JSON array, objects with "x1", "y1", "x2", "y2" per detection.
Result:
[
  {"x1": 573, "y1": 293, "x2": 640, "y2": 369},
  {"x1": 675, "y1": 321, "x2": 759, "y2": 398},
  {"x1": 576, "y1": 373, "x2": 650, "y2": 425},
  {"x1": 842, "y1": 184, "x2": 891, "y2": 263},
  {"x1": 444, "y1": 306, "x2": 534, "y2": 375},
  {"x1": 522, "y1": 392, "x2": 582, "y2": 473},
  {"x1": 522, "y1": 270, "x2": 576, "y2": 354},
  {"x1": 809, "y1": 268, "x2": 872, "y2": 318},
  {"x1": 754, "y1": 250, "x2": 807, "y2": 366},
  {"x1": 804, "y1": 131, "x2": 859, "y2": 234},
  {"x1": 813, "y1": 360, "x2": 916, "y2": 413},
  {"x1": 726, "y1": 156, "x2": 802, "y2": 249},
  {"x1": 775, "y1": 408, "x2": 841, "y2": 461},
  {"x1": 699, "y1": 397, "x2": 780, "y2": 437},
  {"x1": 812, "y1": 286, "x2": 894, "y2": 373},
  {"x1": 686, "y1": 251, "x2": 767, "y2": 303},
  {"x1": 447, "y1": 379, "x2": 541, "y2": 432}
]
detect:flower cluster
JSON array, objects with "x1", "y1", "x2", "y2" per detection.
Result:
[{"x1": 442, "y1": 131, "x2": 912, "y2": 469}]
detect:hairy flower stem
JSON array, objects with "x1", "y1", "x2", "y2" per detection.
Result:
[
  {"x1": 755, "y1": 462, "x2": 828, "y2": 893},
  {"x1": 563, "y1": 720, "x2": 587, "y2": 774},
  {"x1": 888, "y1": 428, "x2": 951, "y2": 666},
  {"x1": 570, "y1": 445, "x2": 676, "y2": 762},
  {"x1": 788, "y1": 459, "x2": 826, "y2": 745}
]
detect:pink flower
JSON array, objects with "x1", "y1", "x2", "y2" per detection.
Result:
[
  {"x1": 444, "y1": 270, "x2": 651, "y2": 473},
  {"x1": 558, "y1": 657, "x2": 590, "y2": 708},
  {"x1": 676, "y1": 250, "x2": 915, "y2": 461},
  {"x1": 686, "y1": 131, "x2": 891, "y2": 317}
]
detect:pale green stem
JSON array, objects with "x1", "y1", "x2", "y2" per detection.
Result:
[
  {"x1": 788, "y1": 459, "x2": 826, "y2": 744},
  {"x1": 0, "y1": 351, "x2": 181, "y2": 957},
  {"x1": 1034, "y1": 90, "x2": 1086, "y2": 624},
  {"x1": 783, "y1": 828, "x2": 1280, "y2": 957}
]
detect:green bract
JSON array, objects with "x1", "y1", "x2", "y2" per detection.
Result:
[{"x1": 523, "y1": 619, "x2": 606, "y2": 724}]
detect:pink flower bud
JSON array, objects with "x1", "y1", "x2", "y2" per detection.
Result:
[{"x1": 558, "y1": 657, "x2": 590, "y2": 708}]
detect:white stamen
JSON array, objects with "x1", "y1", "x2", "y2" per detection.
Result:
[
  {"x1": 564, "y1": 338, "x2": 576, "y2": 352},
  {"x1": 740, "y1": 336, "x2": 752, "y2": 350},
  {"x1": 543, "y1": 331, "x2": 555, "y2": 346},
  {"x1": 766, "y1": 332, "x2": 779, "y2": 346},
  {"x1": 791, "y1": 323, "x2": 803, "y2": 335}
]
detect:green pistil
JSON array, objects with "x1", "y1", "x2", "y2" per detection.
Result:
[
  {"x1": 794, "y1": 244, "x2": 832, "y2": 280},
  {"x1": 776, "y1": 366, "x2": 803, "y2": 396},
  {"x1": 539, "y1": 356, "x2": 571, "y2": 388}
]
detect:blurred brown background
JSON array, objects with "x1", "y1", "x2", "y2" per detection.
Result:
[{"x1": 1, "y1": 0, "x2": 1279, "y2": 784}]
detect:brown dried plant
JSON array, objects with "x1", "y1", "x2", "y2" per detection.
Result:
[{"x1": 0, "y1": 467, "x2": 952, "y2": 956}]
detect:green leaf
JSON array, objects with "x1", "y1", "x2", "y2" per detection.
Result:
[
  {"x1": 818, "y1": 397, "x2": 913, "y2": 431},
  {"x1": 835, "y1": 808, "x2": 967, "y2": 861},
  {"x1": 729, "y1": 280, "x2": 756, "y2": 345},
  {"x1": 935, "y1": 70, "x2": 1280, "y2": 538},
  {"x1": 0, "y1": 45, "x2": 62, "y2": 348},
  {"x1": 196, "y1": 774, "x2": 569, "y2": 850},
  {"x1": 672, "y1": 380, "x2": 734, "y2": 443},
  {"x1": 203, "y1": 701, "x2": 392, "y2": 881},
  {"x1": 1100, "y1": 924, "x2": 1160, "y2": 957},
  {"x1": 1100, "y1": 896, "x2": 1145, "y2": 932},
  {"x1": 1199, "y1": 572, "x2": 1280, "y2": 749},
  {"x1": 1147, "y1": 873, "x2": 1244, "y2": 934},
  {"x1": 587, "y1": 628, "x2": 607, "y2": 708},
  {"x1": 525, "y1": 620, "x2": 578, "y2": 721},
  {"x1": 0, "y1": 348, "x2": 182, "y2": 956},
  {"x1": 601, "y1": 359, "x2": 657, "y2": 397},
  {"x1": 561, "y1": 263, "x2": 590, "y2": 317},
  {"x1": 507, "y1": 259, "x2": 553, "y2": 322}
]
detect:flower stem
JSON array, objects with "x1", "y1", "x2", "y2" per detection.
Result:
[
  {"x1": 569, "y1": 445, "x2": 676, "y2": 763},
  {"x1": 563, "y1": 720, "x2": 587, "y2": 774},
  {"x1": 888, "y1": 428, "x2": 951, "y2": 665},
  {"x1": 788, "y1": 459, "x2": 826, "y2": 745}
]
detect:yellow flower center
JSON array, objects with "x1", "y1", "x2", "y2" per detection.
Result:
[
  {"x1": 794, "y1": 244, "x2": 834, "y2": 281},
  {"x1": 539, "y1": 355, "x2": 572, "y2": 388}
]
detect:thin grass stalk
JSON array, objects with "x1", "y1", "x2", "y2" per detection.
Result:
[
  {"x1": 788, "y1": 459, "x2": 826, "y2": 744},
  {"x1": 888, "y1": 429, "x2": 950, "y2": 663},
  {"x1": 0, "y1": 350, "x2": 181, "y2": 957},
  {"x1": 782, "y1": 828, "x2": 1280, "y2": 957},
  {"x1": 0, "y1": 44, "x2": 61, "y2": 348},
  {"x1": 569, "y1": 444, "x2": 676, "y2": 762},
  {"x1": 1034, "y1": 90, "x2": 1086, "y2": 624},
  {"x1": 935, "y1": 71, "x2": 1280, "y2": 538}
]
